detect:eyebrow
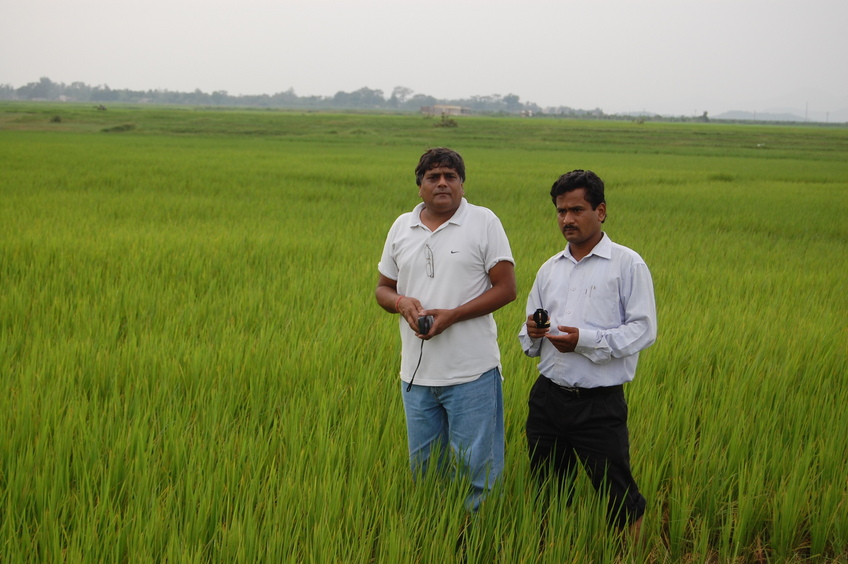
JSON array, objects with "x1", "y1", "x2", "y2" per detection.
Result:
[
  {"x1": 557, "y1": 205, "x2": 586, "y2": 213},
  {"x1": 426, "y1": 173, "x2": 458, "y2": 182}
]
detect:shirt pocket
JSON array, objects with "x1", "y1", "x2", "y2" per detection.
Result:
[{"x1": 583, "y1": 286, "x2": 621, "y2": 330}]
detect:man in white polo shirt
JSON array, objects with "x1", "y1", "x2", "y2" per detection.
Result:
[{"x1": 376, "y1": 147, "x2": 516, "y2": 511}]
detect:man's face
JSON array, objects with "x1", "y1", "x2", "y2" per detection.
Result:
[
  {"x1": 418, "y1": 166, "x2": 464, "y2": 215},
  {"x1": 555, "y1": 188, "x2": 606, "y2": 248}
]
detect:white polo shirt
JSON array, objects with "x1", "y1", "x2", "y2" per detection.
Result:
[{"x1": 378, "y1": 198, "x2": 514, "y2": 386}]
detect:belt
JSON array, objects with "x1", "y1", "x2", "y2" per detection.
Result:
[{"x1": 548, "y1": 379, "x2": 622, "y2": 398}]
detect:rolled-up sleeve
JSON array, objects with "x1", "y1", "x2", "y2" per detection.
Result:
[
  {"x1": 575, "y1": 262, "x2": 656, "y2": 364},
  {"x1": 518, "y1": 274, "x2": 545, "y2": 357}
]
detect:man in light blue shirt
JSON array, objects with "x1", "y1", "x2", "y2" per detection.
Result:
[{"x1": 518, "y1": 169, "x2": 656, "y2": 542}]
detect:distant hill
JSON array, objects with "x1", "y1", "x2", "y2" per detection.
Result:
[
  {"x1": 619, "y1": 105, "x2": 848, "y2": 124},
  {"x1": 715, "y1": 110, "x2": 805, "y2": 122},
  {"x1": 714, "y1": 108, "x2": 848, "y2": 124}
]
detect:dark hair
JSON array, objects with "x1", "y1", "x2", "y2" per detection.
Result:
[
  {"x1": 415, "y1": 147, "x2": 466, "y2": 186},
  {"x1": 550, "y1": 169, "x2": 605, "y2": 209}
]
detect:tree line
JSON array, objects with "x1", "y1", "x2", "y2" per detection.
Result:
[{"x1": 0, "y1": 77, "x2": 608, "y2": 117}]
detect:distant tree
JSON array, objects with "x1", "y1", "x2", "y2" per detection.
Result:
[
  {"x1": 270, "y1": 88, "x2": 299, "y2": 106},
  {"x1": 389, "y1": 86, "x2": 414, "y2": 107},
  {"x1": 69, "y1": 81, "x2": 92, "y2": 101},
  {"x1": 239, "y1": 93, "x2": 272, "y2": 107},
  {"x1": 503, "y1": 93, "x2": 521, "y2": 112},
  {"x1": 187, "y1": 88, "x2": 209, "y2": 105},
  {"x1": 210, "y1": 90, "x2": 229, "y2": 105},
  {"x1": 332, "y1": 87, "x2": 385, "y2": 109},
  {"x1": 332, "y1": 90, "x2": 352, "y2": 107},
  {"x1": 297, "y1": 94, "x2": 329, "y2": 108},
  {"x1": 524, "y1": 101, "x2": 542, "y2": 115},
  {"x1": 90, "y1": 85, "x2": 118, "y2": 102},
  {"x1": 468, "y1": 94, "x2": 503, "y2": 112},
  {"x1": 17, "y1": 77, "x2": 57, "y2": 100},
  {"x1": 354, "y1": 87, "x2": 385, "y2": 108},
  {"x1": 0, "y1": 83, "x2": 15, "y2": 100},
  {"x1": 408, "y1": 93, "x2": 437, "y2": 109}
]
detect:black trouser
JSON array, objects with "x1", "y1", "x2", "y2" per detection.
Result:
[{"x1": 526, "y1": 374, "x2": 646, "y2": 528}]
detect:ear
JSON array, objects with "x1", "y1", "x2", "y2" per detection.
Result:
[{"x1": 596, "y1": 202, "x2": 607, "y2": 223}]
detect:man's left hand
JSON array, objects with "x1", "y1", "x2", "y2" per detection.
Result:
[
  {"x1": 417, "y1": 309, "x2": 456, "y2": 339},
  {"x1": 546, "y1": 326, "x2": 579, "y2": 353}
]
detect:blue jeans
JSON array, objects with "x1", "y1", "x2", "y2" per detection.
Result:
[{"x1": 401, "y1": 367, "x2": 504, "y2": 512}]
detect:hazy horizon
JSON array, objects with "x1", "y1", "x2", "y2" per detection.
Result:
[{"x1": 2, "y1": 0, "x2": 847, "y2": 121}]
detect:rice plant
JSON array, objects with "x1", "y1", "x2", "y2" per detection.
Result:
[{"x1": 1, "y1": 103, "x2": 847, "y2": 562}]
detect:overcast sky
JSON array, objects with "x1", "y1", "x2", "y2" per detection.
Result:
[{"x1": 2, "y1": 0, "x2": 846, "y2": 118}]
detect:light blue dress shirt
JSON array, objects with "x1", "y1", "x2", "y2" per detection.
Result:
[{"x1": 518, "y1": 233, "x2": 657, "y2": 388}]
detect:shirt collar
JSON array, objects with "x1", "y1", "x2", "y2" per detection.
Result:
[
  {"x1": 410, "y1": 197, "x2": 469, "y2": 228},
  {"x1": 559, "y1": 232, "x2": 611, "y2": 262}
]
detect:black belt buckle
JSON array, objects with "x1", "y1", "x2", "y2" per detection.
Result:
[
  {"x1": 551, "y1": 380, "x2": 582, "y2": 396},
  {"x1": 559, "y1": 384, "x2": 582, "y2": 397},
  {"x1": 552, "y1": 382, "x2": 621, "y2": 398}
]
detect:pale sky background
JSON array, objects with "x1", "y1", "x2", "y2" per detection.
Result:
[{"x1": 2, "y1": 0, "x2": 847, "y2": 119}]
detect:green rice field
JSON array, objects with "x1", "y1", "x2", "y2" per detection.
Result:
[{"x1": 1, "y1": 103, "x2": 847, "y2": 562}]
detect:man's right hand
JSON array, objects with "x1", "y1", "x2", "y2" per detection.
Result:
[
  {"x1": 526, "y1": 313, "x2": 551, "y2": 339},
  {"x1": 397, "y1": 295, "x2": 426, "y2": 333}
]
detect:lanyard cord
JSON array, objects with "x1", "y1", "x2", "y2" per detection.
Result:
[{"x1": 405, "y1": 339, "x2": 425, "y2": 392}]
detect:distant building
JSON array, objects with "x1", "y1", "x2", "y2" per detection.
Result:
[{"x1": 421, "y1": 105, "x2": 472, "y2": 116}]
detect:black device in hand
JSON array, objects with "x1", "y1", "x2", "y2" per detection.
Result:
[
  {"x1": 417, "y1": 315, "x2": 434, "y2": 335},
  {"x1": 533, "y1": 308, "x2": 550, "y2": 329}
]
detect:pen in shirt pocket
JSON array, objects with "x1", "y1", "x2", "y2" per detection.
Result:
[{"x1": 585, "y1": 285, "x2": 596, "y2": 297}]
